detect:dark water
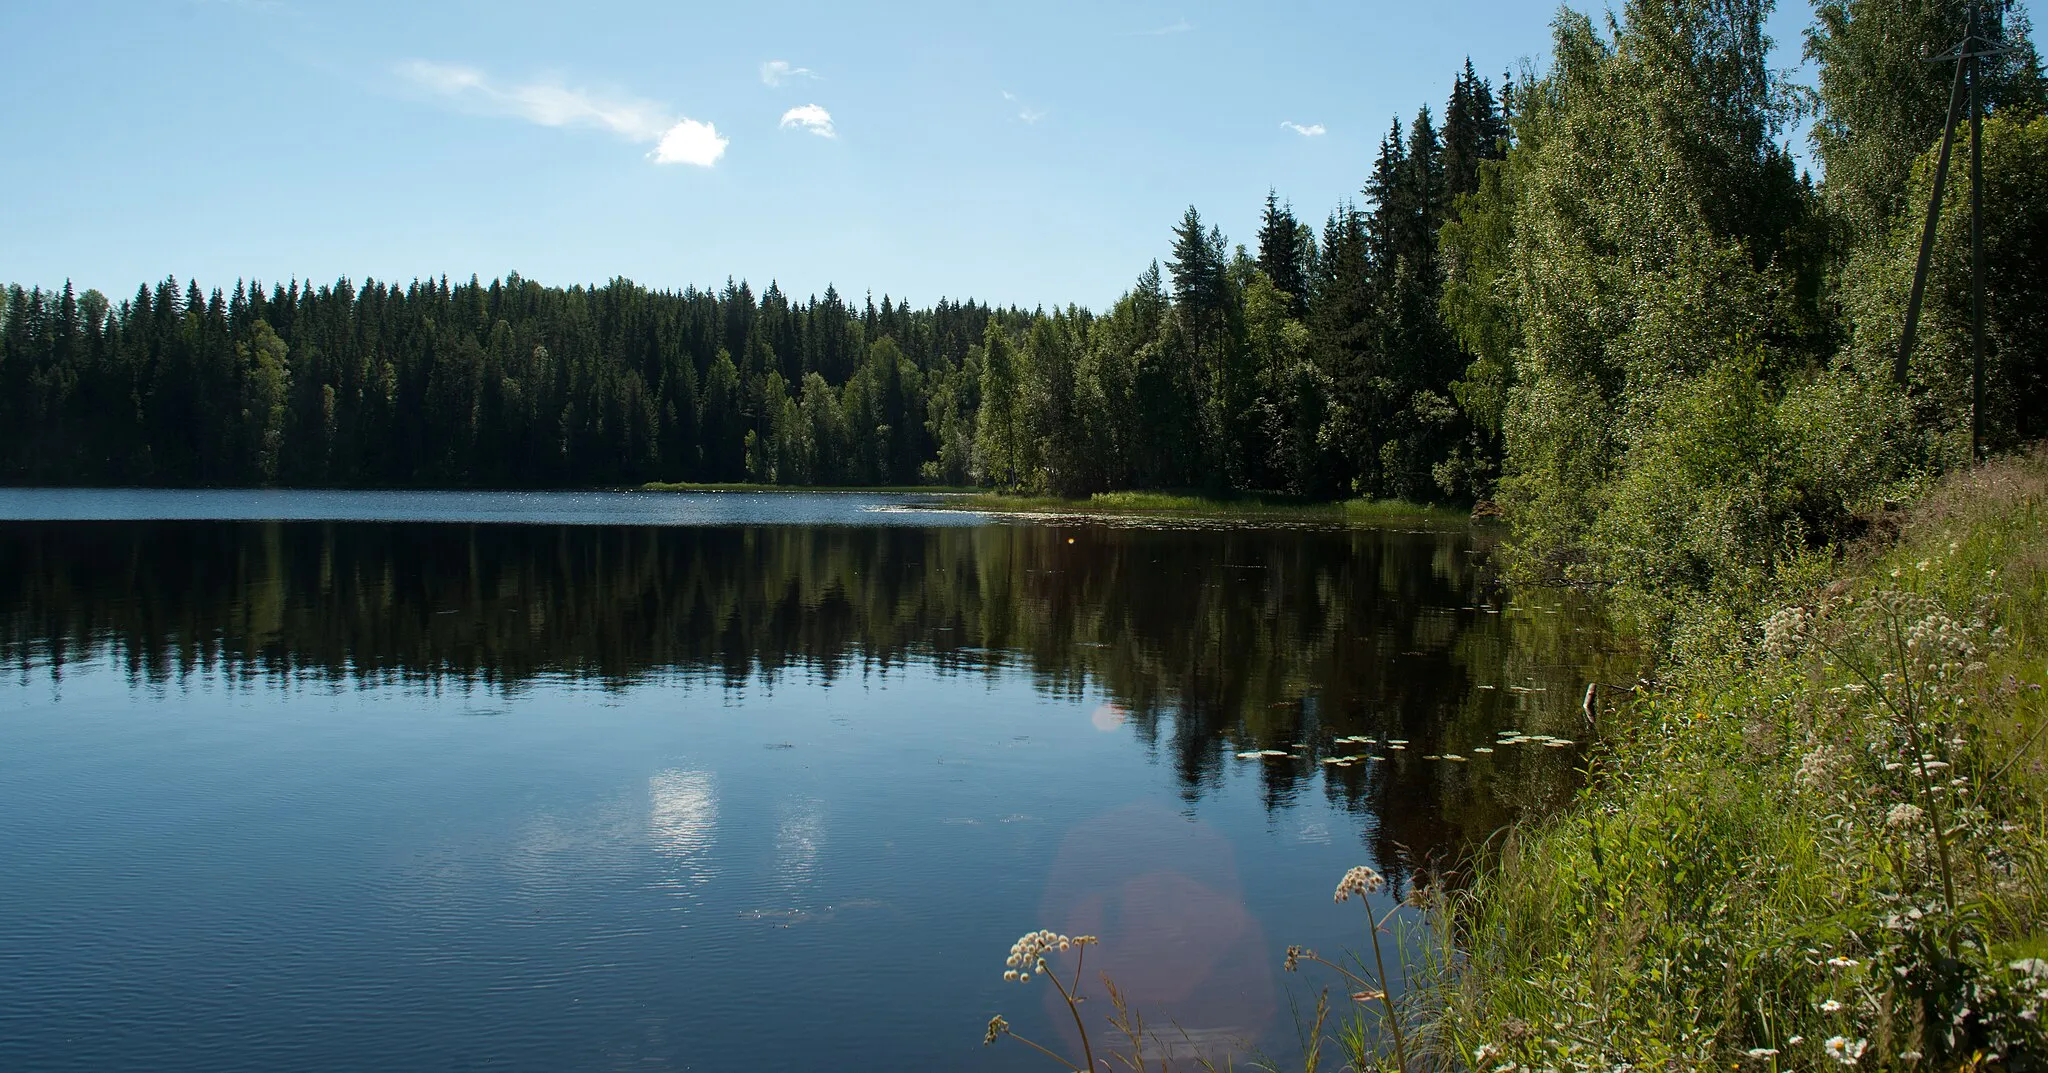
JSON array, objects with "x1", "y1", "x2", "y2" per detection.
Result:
[{"x1": 0, "y1": 492, "x2": 1631, "y2": 1072}]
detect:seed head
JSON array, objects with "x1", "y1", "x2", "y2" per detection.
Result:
[
  {"x1": 984, "y1": 1014, "x2": 1010, "y2": 1045},
  {"x1": 1334, "y1": 865, "x2": 1385, "y2": 902},
  {"x1": 1001, "y1": 929, "x2": 1093, "y2": 982}
]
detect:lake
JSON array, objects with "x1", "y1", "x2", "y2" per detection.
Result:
[{"x1": 0, "y1": 490, "x2": 1629, "y2": 1072}]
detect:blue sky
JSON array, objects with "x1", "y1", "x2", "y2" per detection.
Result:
[{"x1": 0, "y1": 1, "x2": 2026, "y2": 310}]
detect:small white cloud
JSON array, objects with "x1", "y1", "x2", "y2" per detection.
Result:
[
  {"x1": 760, "y1": 60, "x2": 817, "y2": 87},
  {"x1": 400, "y1": 60, "x2": 674, "y2": 140},
  {"x1": 652, "y1": 119, "x2": 730, "y2": 166},
  {"x1": 778, "y1": 104, "x2": 836, "y2": 138},
  {"x1": 1281, "y1": 121, "x2": 1327, "y2": 137},
  {"x1": 1127, "y1": 19, "x2": 1192, "y2": 36},
  {"x1": 400, "y1": 60, "x2": 726, "y2": 166},
  {"x1": 403, "y1": 60, "x2": 488, "y2": 98},
  {"x1": 1002, "y1": 91, "x2": 1046, "y2": 124}
]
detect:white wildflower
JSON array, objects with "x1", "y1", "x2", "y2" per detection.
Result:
[
  {"x1": 1886, "y1": 804, "x2": 1925, "y2": 830},
  {"x1": 1827, "y1": 956, "x2": 1861, "y2": 969},
  {"x1": 1821, "y1": 999, "x2": 1844, "y2": 1012},
  {"x1": 1824, "y1": 1037, "x2": 1868, "y2": 1065},
  {"x1": 1795, "y1": 748, "x2": 1835, "y2": 791},
  {"x1": 1762, "y1": 606, "x2": 1812, "y2": 661},
  {"x1": 1747, "y1": 1048, "x2": 1780, "y2": 1059}
]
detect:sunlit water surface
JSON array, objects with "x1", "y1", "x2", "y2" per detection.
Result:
[{"x1": 0, "y1": 491, "x2": 1631, "y2": 1072}]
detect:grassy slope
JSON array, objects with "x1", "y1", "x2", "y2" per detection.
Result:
[{"x1": 1416, "y1": 454, "x2": 2048, "y2": 1071}]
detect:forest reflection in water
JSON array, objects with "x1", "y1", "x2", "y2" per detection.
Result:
[{"x1": 0, "y1": 517, "x2": 1635, "y2": 878}]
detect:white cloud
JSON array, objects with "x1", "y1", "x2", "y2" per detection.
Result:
[
  {"x1": 779, "y1": 104, "x2": 836, "y2": 138},
  {"x1": 652, "y1": 120, "x2": 730, "y2": 166},
  {"x1": 1127, "y1": 19, "x2": 1192, "y2": 36},
  {"x1": 1002, "y1": 90, "x2": 1047, "y2": 124},
  {"x1": 760, "y1": 60, "x2": 817, "y2": 87},
  {"x1": 1281, "y1": 121, "x2": 1327, "y2": 137},
  {"x1": 400, "y1": 60, "x2": 725, "y2": 166}
]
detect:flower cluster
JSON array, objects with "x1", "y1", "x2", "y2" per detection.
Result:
[
  {"x1": 1333, "y1": 865, "x2": 1385, "y2": 902},
  {"x1": 1002, "y1": 929, "x2": 1095, "y2": 983},
  {"x1": 1794, "y1": 747, "x2": 1836, "y2": 792},
  {"x1": 1885, "y1": 803, "x2": 1925, "y2": 830},
  {"x1": 1901, "y1": 607, "x2": 1987, "y2": 682},
  {"x1": 1761, "y1": 605, "x2": 1812, "y2": 662}
]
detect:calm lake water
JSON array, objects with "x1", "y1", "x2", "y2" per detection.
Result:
[{"x1": 0, "y1": 491, "x2": 1629, "y2": 1072}]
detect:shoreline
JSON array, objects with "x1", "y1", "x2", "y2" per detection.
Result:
[
  {"x1": 1404, "y1": 452, "x2": 2048, "y2": 1070},
  {"x1": 927, "y1": 491, "x2": 1476, "y2": 527}
]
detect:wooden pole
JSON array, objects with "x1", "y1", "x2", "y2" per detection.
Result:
[
  {"x1": 1894, "y1": 47, "x2": 1971, "y2": 388},
  {"x1": 1969, "y1": 4, "x2": 1987, "y2": 461}
]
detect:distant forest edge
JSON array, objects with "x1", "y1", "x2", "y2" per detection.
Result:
[{"x1": 4, "y1": 1, "x2": 2046, "y2": 628}]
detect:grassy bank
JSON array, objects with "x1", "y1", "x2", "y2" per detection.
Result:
[
  {"x1": 1408, "y1": 454, "x2": 2048, "y2": 1071},
  {"x1": 943, "y1": 490, "x2": 1473, "y2": 526}
]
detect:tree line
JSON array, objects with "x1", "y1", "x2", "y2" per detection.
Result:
[
  {"x1": 0, "y1": 56, "x2": 1506, "y2": 500},
  {"x1": 0, "y1": 271, "x2": 1023, "y2": 488},
  {"x1": 3, "y1": 0, "x2": 2044, "y2": 621}
]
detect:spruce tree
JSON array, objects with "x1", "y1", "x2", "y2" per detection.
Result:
[{"x1": 1256, "y1": 191, "x2": 1309, "y2": 312}]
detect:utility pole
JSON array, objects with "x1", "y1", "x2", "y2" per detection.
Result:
[
  {"x1": 1968, "y1": 3, "x2": 1987, "y2": 462},
  {"x1": 1893, "y1": 2, "x2": 2019, "y2": 462}
]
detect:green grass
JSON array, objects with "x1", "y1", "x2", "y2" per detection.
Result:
[
  {"x1": 1398, "y1": 452, "x2": 2048, "y2": 1071},
  {"x1": 943, "y1": 490, "x2": 1474, "y2": 526}
]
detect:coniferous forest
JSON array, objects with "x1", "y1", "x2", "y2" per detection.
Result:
[{"x1": 4, "y1": 1, "x2": 2045, "y2": 621}]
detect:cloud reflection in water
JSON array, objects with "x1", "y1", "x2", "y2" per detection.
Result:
[{"x1": 648, "y1": 769, "x2": 719, "y2": 894}]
